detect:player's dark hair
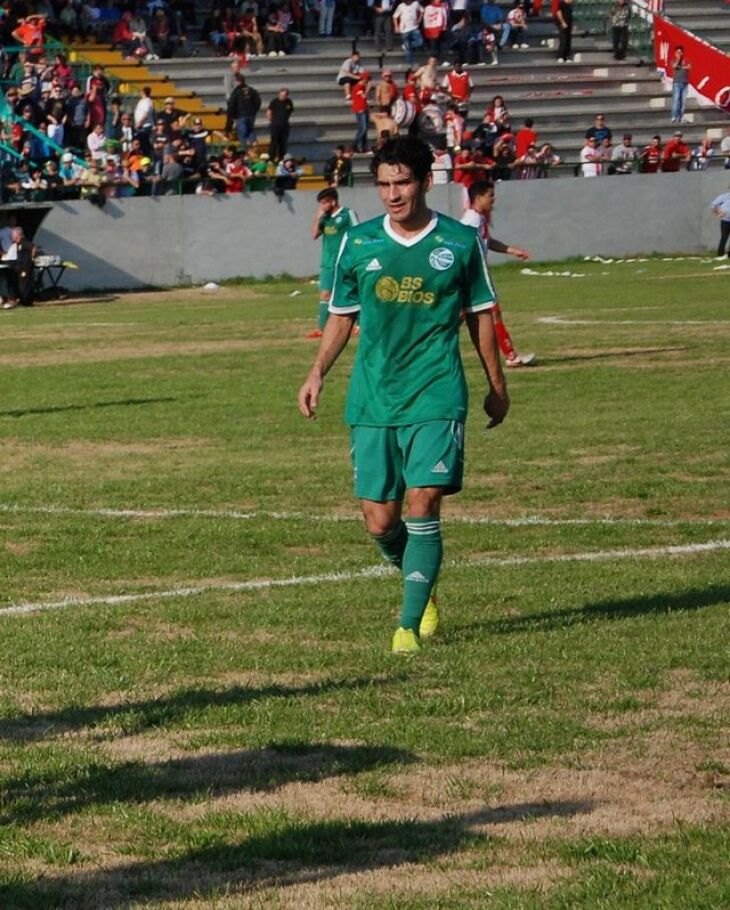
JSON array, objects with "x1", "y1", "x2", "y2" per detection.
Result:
[
  {"x1": 316, "y1": 187, "x2": 338, "y2": 202},
  {"x1": 468, "y1": 179, "x2": 495, "y2": 203},
  {"x1": 370, "y1": 135, "x2": 434, "y2": 183}
]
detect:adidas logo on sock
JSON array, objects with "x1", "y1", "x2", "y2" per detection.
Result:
[
  {"x1": 405, "y1": 570, "x2": 429, "y2": 583},
  {"x1": 431, "y1": 460, "x2": 448, "y2": 474},
  {"x1": 365, "y1": 258, "x2": 382, "y2": 271}
]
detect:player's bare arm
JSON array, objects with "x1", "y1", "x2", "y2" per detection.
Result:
[
  {"x1": 465, "y1": 310, "x2": 510, "y2": 426},
  {"x1": 297, "y1": 313, "x2": 357, "y2": 418},
  {"x1": 487, "y1": 236, "x2": 531, "y2": 260}
]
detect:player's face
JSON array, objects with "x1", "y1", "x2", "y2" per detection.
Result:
[
  {"x1": 376, "y1": 163, "x2": 431, "y2": 229},
  {"x1": 475, "y1": 189, "x2": 495, "y2": 215},
  {"x1": 321, "y1": 197, "x2": 337, "y2": 214}
]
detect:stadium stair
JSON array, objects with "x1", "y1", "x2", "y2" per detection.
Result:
[{"x1": 662, "y1": 0, "x2": 730, "y2": 50}]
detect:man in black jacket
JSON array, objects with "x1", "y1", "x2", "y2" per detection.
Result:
[
  {"x1": 266, "y1": 87, "x2": 294, "y2": 163},
  {"x1": 226, "y1": 75, "x2": 261, "y2": 148}
]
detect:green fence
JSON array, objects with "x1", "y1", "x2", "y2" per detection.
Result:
[{"x1": 574, "y1": 1, "x2": 656, "y2": 62}]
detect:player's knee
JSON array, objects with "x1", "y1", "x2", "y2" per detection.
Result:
[{"x1": 406, "y1": 487, "x2": 442, "y2": 518}]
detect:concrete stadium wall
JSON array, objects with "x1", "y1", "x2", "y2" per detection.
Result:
[{"x1": 35, "y1": 171, "x2": 730, "y2": 291}]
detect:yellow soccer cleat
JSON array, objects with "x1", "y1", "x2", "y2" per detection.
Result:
[
  {"x1": 391, "y1": 627, "x2": 421, "y2": 654},
  {"x1": 419, "y1": 596, "x2": 439, "y2": 639}
]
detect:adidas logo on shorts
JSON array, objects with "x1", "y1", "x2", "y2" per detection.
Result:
[{"x1": 431, "y1": 460, "x2": 448, "y2": 474}]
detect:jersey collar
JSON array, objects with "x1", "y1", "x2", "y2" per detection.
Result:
[{"x1": 383, "y1": 212, "x2": 438, "y2": 247}]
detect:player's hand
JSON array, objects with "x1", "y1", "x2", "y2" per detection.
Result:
[
  {"x1": 484, "y1": 388, "x2": 510, "y2": 429},
  {"x1": 512, "y1": 246, "x2": 531, "y2": 261},
  {"x1": 298, "y1": 374, "x2": 323, "y2": 420}
]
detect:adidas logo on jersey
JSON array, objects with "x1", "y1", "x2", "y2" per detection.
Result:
[
  {"x1": 405, "y1": 570, "x2": 429, "y2": 583},
  {"x1": 431, "y1": 461, "x2": 448, "y2": 474},
  {"x1": 365, "y1": 258, "x2": 382, "y2": 271}
]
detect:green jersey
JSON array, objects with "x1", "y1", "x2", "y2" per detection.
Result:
[
  {"x1": 320, "y1": 206, "x2": 359, "y2": 270},
  {"x1": 330, "y1": 212, "x2": 496, "y2": 427}
]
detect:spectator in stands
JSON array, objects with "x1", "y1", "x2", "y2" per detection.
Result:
[
  {"x1": 238, "y1": 8, "x2": 264, "y2": 57},
  {"x1": 431, "y1": 137, "x2": 453, "y2": 183},
  {"x1": 585, "y1": 113, "x2": 612, "y2": 145},
  {"x1": 670, "y1": 46, "x2": 691, "y2": 124},
  {"x1": 133, "y1": 86, "x2": 155, "y2": 151},
  {"x1": 159, "y1": 150, "x2": 184, "y2": 193},
  {"x1": 447, "y1": 13, "x2": 470, "y2": 65},
  {"x1": 689, "y1": 137, "x2": 714, "y2": 172},
  {"x1": 375, "y1": 69, "x2": 398, "y2": 113},
  {"x1": 393, "y1": 0, "x2": 424, "y2": 66},
  {"x1": 267, "y1": 87, "x2": 294, "y2": 162},
  {"x1": 721, "y1": 127, "x2": 730, "y2": 169},
  {"x1": 484, "y1": 94, "x2": 508, "y2": 129},
  {"x1": 611, "y1": 133, "x2": 637, "y2": 174},
  {"x1": 515, "y1": 142, "x2": 540, "y2": 179},
  {"x1": 371, "y1": 0, "x2": 394, "y2": 63},
  {"x1": 264, "y1": 9, "x2": 289, "y2": 56},
  {"x1": 445, "y1": 104, "x2": 464, "y2": 155},
  {"x1": 580, "y1": 136, "x2": 602, "y2": 176},
  {"x1": 491, "y1": 135, "x2": 515, "y2": 180},
  {"x1": 536, "y1": 142, "x2": 561, "y2": 177},
  {"x1": 610, "y1": 0, "x2": 631, "y2": 61},
  {"x1": 12, "y1": 13, "x2": 47, "y2": 54},
  {"x1": 442, "y1": 62, "x2": 473, "y2": 118},
  {"x1": 226, "y1": 74, "x2": 261, "y2": 147},
  {"x1": 639, "y1": 134, "x2": 662, "y2": 173},
  {"x1": 598, "y1": 136, "x2": 614, "y2": 173},
  {"x1": 201, "y1": 8, "x2": 228, "y2": 54},
  {"x1": 273, "y1": 152, "x2": 302, "y2": 201},
  {"x1": 502, "y1": 2, "x2": 529, "y2": 49},
  {"x1": 78, "y1": 157, "x2": 106, "y2": 206},
  {"x1": 319, "y1": 0, "x2": 336, "y2": 37},
  {"x1": 414, "y1": 56, "x2": 439, "y2": 93},
  {"x1": 480, "y1": 0, "x2": 504, "y2": 45},
  {"x1": 86, "y1": 122, "x2": 107, "y2": 161},
  {"x1": 324, "y1": 144, "x2": 352, "y2": 186},
  {"x1": 514, "y1": 118, "x2": 537, "y2": 159},
  {"x1": 337, "y1": 50, "x2": 363, "y2": 103},
  {"x1": 555, "y1": 0, "x2": 573, "y2": 63},
  {"x1": 352, "y1": 71, "x2": 371, "y2": 154},
  {"x1": 151, "y1": 8, "x2": 178, "y2": 59},
  {"x1": 43, "y1": 159, "x2": 64, "y2": 199},
  {"x1": 661, "y1": 130, "x2": 690, "y2": 172},
  {"x1": 422, "y1": 0, "x2": 448, "y2": 61}
]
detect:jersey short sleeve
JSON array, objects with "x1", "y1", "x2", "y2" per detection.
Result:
[
  {"x1": 329, "y1": 233, "x2": 360, "y2": 314},
  {"x1": 463, "y1": 232, "x2": 497, "y2": 313}
]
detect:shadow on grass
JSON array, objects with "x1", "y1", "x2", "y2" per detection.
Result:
[
  {"x1": 545, "y1": 346, "x2": 688, "y2": 365},
  {"x1": 0, "y1": 741, "x2": 418, "y2": 825},
  {"x1": 0, "y1": 396, "x2": 177, "y2": 419},
  {"x1": 0, "y1": 802, "x2": 593, "y2": 908},
  {"x1": 0, "y1": 676, "x2": 398, "y2": 742},
  {"x1": 447, "y1": 584, "x2": 730, "y2": 639}
]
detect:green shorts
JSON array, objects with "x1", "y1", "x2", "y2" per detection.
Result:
[
  {"x1": 351, "y1": 420, "x2": 465, "y2": 501},
  {"x1": 319, "y1": 266, "x2": 335, "y2": 294}
]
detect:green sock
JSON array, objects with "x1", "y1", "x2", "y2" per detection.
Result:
[
  {"x1": 400, "y1": 517, "x2": 442, "y2": 633},
  {"x1": 318, "y1": 302, "x2": 329, "y2": 331},
  {"x1": 372, "y1": 520, "x2": 408, "y2": 570}
]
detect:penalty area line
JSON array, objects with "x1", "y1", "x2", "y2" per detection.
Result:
[
  {"x1": 0, "y1": 504, "x2": 727, "y2": 528},
  {"x1": 2, "y1": 539, "x2": 729, "y2": 618}
]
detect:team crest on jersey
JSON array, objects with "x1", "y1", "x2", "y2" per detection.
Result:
[{"x1": 429, "y1": 248, "x2": 455, "y2": 271}]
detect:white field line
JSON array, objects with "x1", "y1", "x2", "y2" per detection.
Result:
[
  {"x1": 1, "y1": 503, "x2": 727, "y2": 528},
  {"x1": 2, "y1": 539, "x2": 729, "y2": 618},
  {"x1": 537, "y1": 316, "x2": 730, "y2": 327}
]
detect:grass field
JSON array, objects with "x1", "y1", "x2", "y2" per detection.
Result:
[{"x1": 0, "y1": 255, "x2": 729, "y2": 909}]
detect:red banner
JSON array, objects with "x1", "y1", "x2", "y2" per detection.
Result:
[{"x1": 653, "y1": 15, "x2": 730, "y2": 113}]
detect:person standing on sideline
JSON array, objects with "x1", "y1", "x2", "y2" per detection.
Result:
[
  {"x1": 555, "y1": 0, "x2": 573, "y2": 62},
  {"x1": 610, "y1": 0, "x2": 631, "y2": 61},
  {"x1": 711, "y1": 187, "x2": 730, "y2": 259},
  {"x1": 461, "y1": 179, "x2": 535, "y2": 367},
  {"x1": 297, "y1": 136, "x2": 509, "y2": 653},
  {"x1": 307, "y1": 187, "x2": 359, "y2": 339},
  {"x1": 670, "y1": 46, "x2": 691, "y2": 123},
  {"x1": 266, "y1": 87, "x2": 294, "y2": 162}
]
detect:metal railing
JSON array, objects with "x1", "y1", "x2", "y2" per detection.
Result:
[{"x1": 573, "y1": 1, "x2": 658, "y2": 62}]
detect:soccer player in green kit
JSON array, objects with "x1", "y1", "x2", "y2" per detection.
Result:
[
  {"x1": 306, "y1": 187, "x2": 359, "y2": 339},
  {"x1": 298, "y1": 136, "x2": 509, "y2": 653}
]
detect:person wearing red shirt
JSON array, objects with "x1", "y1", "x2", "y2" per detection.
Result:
[
  {"x1": 514, "y1": 118, "x2": 538, "y2": 159},
  {"x1": 352, "y1": 72, "x2": 371, "y2": 153},
  {"x1": 639, "y1": 135, "x2": 662, "y2": 173},
  {"x1": 442, "y1": 63, "x2": 473, "y2": 117},
  {"x1": 661, "y1": 131, "x2": 691, "y2": 172},
  {"x1": 422, "y1": 0, "x2": 448, "y2": 61}
]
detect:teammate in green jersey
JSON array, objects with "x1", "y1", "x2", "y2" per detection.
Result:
[
  {"x1": 298, "y1": 136, "x2": 509, "y2": 653},
  {"x1": 306, "y1": 187, "x2": 359, "y2": 339}
]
